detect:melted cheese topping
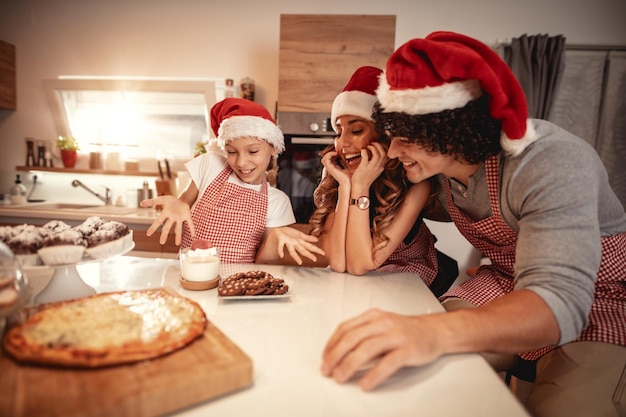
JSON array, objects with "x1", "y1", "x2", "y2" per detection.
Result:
[{"x1": 23, "y1": 291, "x2": 198, "y2": 349}]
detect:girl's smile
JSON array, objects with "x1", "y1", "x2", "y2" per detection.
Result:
[{"x1": 225, "y1": 137, "x2": 276, "y2": 185}]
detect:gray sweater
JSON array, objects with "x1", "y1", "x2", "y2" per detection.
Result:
[{"x1": 439, "y1": 119, "x2": 626, "y2": 344}]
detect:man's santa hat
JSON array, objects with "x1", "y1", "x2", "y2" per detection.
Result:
[
  {"x1": 210, "y1": 97, "x2": 285, "y2": 154},
  {"x1": 331, "y1": 66, "x2": 383, "y2": 132},
  {"x1": 376, "y1": 31, "x2": 537, "y2": 156}
]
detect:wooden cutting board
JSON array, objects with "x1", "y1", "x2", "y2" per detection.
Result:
[{"x1": 0, "y1": 321, "x2": 253, "y2": 417}]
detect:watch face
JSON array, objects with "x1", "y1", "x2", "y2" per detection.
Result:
[{"x1": 357, "y1": 196, "x2": 370, "y2": 210}]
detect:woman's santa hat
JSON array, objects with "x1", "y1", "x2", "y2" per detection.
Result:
[
  {"x1": 210, "y1": 97, "x2": 285, "y2": 154},
  {"x1": 331, "y1": 66, "x2": 383, "y2": 132},
  {"x1": 376, "y1": 31, "x2": 538, "y2": 156}
]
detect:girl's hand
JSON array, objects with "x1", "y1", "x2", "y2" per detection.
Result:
[
  {"x1": 272, "y1": 227, "x2": 326, "y2": 265},
  {"x1": 141, "y1": 195, "x2": 194, "y2": 245},
  {"x1": 321, "y1": 150, "x2": 351, "y2": 187}
]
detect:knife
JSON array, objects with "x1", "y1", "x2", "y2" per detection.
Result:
[
  {"x1": 157, "y1": 161, "x2": 164, "y2": 179},
  {"x1": 164, "y1": 159, "x2": 172, "y2": 179}
]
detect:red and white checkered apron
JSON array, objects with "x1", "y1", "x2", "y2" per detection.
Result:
[
  {"x1": 379, "y1": 222, "x2": 439, "y2": 286},
  {"x1": 440, "y1": 156, "x2": 626, "y2": 360},
  {"x1": 181, "y1": 166, "x2": 268, "y2": 264}
]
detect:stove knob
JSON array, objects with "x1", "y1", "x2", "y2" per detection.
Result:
[{"x1": 309, "y1": 122, "x2": 320, "y2": 133}]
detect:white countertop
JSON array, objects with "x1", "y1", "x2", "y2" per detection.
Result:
[
  {"x1": 0, "y1": 202, "x2": 158, "y2": 227},
  {"x1": 22, "y1": 256, "x2": 530, "y2": 417}
]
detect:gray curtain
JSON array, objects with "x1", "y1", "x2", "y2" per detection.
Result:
[
  {"x1": 549, "y1": 50, "x2": 626, "y2": 209},
  {"x1": 596, "y1": 51, "x2": 626, "y2": 209},
  {"x1": 504, "y1": 36, "x2": 626, "y2": 209},
  {"x1": 505, "y1": 34, "x2": 566, "y2": 119},
  {"x1": 547, "y1": 51, "x2": 606, "y2": 146}
]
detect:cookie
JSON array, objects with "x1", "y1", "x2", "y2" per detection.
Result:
[
  {"x1": 217, "y1": 280, "x2": 245, "y2": 296},
  {"x1": 244, "y1": 284, "x2": 268, "y2": 296},
  {"x1": 272, "y1": 284, "x2": 289, "y2": 295},
  {"x1": 218, "y1": 270, "x2": 288, "y2": 297}
]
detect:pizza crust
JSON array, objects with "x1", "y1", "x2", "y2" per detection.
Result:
[{"x1": 2, "y1": 288, "x2": 206, "y2": 368}]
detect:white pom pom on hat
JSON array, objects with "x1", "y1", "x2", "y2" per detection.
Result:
[
  {"x1": 331, "y1": 66, "x2": 383, "y2": 133},
  {"x1": 210, "y1": 97, "x2": 285, "y2": 154},
  {"x1": 376, "y1": 31, "x2": 538, "y2": 156}
]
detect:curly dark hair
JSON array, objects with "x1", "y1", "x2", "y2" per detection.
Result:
[
  {"x1": 372, "y1": 95, "x2": 502, "y2": 165},
  {"x1": 308, "y1": 134, "x2": 439, "y2": 249}
]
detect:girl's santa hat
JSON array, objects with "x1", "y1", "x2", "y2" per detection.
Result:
[
  {"x1": 331, "y1": 66, "x2": 383, "y2": 132},
  {"x1": 210, "y1": 97, "x2": 285, "y2": 154},
  {"x1": 376, "y1": 31, "x2": 538, "y2": 156}
]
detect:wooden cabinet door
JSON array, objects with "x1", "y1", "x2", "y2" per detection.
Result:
[
  {"x1": 0, "y1": 40, "x2": 16, "y2": 110},
  {"x1": 278, "y1": 14, "x2": 395, "y2": 113}
]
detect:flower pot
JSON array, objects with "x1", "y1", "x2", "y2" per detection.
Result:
[{"x1": 61, "y1": 149, "x2": 78, "y2": 168}]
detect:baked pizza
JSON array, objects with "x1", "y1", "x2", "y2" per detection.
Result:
[{"x1": 2, "y1": 288, "x2": 206, "y2": 367}]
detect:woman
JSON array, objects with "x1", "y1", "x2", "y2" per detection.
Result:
[{"x1": 309, "y1": 66, "x2": 457, "y2": 290}]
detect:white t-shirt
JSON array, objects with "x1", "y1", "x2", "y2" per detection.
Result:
[{"x1": 185, "y1": 152, "x2": 296, "y2": 228}]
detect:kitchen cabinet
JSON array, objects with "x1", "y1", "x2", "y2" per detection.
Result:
[
  {"x1": 0, "y1": 40, "x2": 16, "y2": 110},
  {"x1": 278, "y1": 14, "x2": 395, "y2": 113}
]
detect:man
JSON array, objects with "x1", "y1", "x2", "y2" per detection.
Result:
[{"x1": 321, "y1": 31, "x2": 626, "y2": 417}]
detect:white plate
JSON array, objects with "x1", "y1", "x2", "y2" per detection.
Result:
[{"x1": 218, "y1": 292, "x2": 291, "y2": 301}]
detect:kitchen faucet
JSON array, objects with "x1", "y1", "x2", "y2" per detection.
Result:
[{"x1": 71, "y1": 179, "x2": 111, "y2": 205}]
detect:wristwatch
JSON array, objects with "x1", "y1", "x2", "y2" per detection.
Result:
[{"x1": 349, "y1": 196, "x2": 370, "y2": 210}]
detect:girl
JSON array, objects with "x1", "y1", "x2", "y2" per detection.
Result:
[{"x1": 142, "y1": 98, "x2": 323, "y2": 265}]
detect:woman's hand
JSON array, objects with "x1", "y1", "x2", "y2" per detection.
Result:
[
  {"x1": 270, "y1": 226, "x2": 326, "y2": 265},
  {"x1": 141, "y1": 195, "x2": 194, "y2": 245},
  {"x1": 321, "y1": 150, "x2": 351, "y2": 187},
  {"x1": 352, "y1": 142, "x2": 387, "y2": 189},
  {"x1": 321, "y1": 309, "x2": 445, "y2": 391}
]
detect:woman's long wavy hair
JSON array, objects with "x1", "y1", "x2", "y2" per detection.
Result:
[{"x1": 309, "y1": 132, "x2": 439, "y2": 250}]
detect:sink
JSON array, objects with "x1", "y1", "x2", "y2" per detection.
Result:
[
  {"x1": 77, "y1": 206, "x2": 138, "y2": 215},
  {"x1": 20, "y1": 203, "x2": 98, "y2": 210},
  {"x1": 20, "y1": 203, "x2": 138, "y2": 215}
]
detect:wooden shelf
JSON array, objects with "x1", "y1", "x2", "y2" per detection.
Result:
[{"x1": 15, "y1": 166, "x2": 167, "y2": 177}]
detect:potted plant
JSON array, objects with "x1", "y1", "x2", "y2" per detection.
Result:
[{"x1": 58, "y1": 136, "x2": 79, "y2": 168}]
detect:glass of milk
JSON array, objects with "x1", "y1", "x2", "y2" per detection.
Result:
[{"x1": 179, "y1": 247, "x2": 220, "y2": 282}]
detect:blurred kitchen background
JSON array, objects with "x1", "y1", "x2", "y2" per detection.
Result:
[
  {"x1": 0, "y1": 0, "x2": 626, "y2": 201},
  {"x1": 0, "y1": 0, "x2": 624, "y2": 209}
]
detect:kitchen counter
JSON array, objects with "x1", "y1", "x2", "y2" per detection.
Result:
[
  {"x1": 0, "y1": 202, "x2": 179, "y2": 254},
  {"x1": 3, "y1": 257, "x2": 530, "y2": 417},
  {"x1": 0, "y1": 202, "x2": 159, "y2": 227}
]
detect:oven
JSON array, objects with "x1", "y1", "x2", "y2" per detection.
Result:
[{"x1": 275, "y1": 111, "x2": 335, "y2": 223}]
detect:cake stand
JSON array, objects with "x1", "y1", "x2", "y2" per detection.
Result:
[{"x1": 34, "y1": 243, "x2": 134, "y2": 305}]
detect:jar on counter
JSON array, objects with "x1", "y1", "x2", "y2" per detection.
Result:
[
  {"x1": 9, "y1": 175, "x2": 27, "y2": 205},
  {"x1": 240, "y1": 77, "x2": 255, "y2": 101},
  {"x1": 0, "y1": 241, "x2": 30, "y2": 322},
  {"x1": 225, "y1": 78, "x2": 235, "y2": 98}
]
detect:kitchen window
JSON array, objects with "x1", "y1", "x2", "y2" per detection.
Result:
[{"x1": 44, "y1": 77, "x2": 224, "y2": 171}]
